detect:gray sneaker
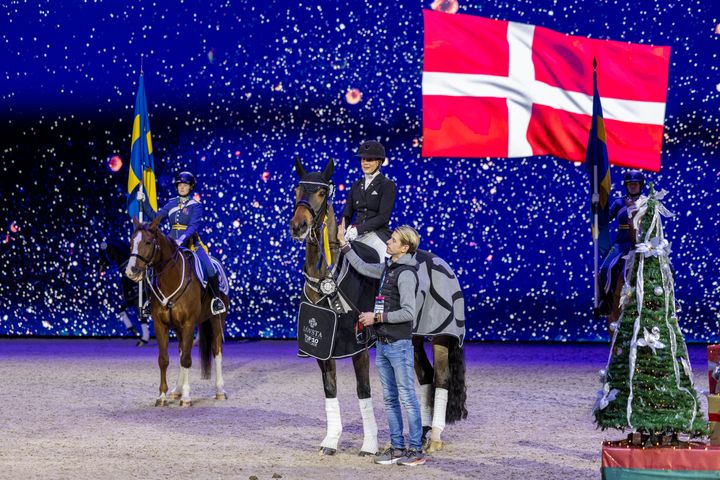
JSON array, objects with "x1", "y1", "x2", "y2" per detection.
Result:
[
  {"x1": 374, "y1": 447, "x2": 406, "y2": 465},
  {"x1": 397, "y1": 449, "x2": 426, "y2": 466}
]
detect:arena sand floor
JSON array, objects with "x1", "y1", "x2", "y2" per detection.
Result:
[{"x1": 0, "y1": 339, "x2": 710, "y2": 480}]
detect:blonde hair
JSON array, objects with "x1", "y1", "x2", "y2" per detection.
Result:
[{"x1": 393, "y1": 225, "x2": 420, "y2": 254}]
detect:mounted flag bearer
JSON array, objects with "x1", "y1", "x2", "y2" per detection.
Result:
[{"x1": 137, "y1": 171, "x2": 227, "y2": 315}]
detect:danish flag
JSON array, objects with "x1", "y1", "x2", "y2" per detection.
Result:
[{"x1": 421, "y1": 10, "x2": 671, "y2": 172}]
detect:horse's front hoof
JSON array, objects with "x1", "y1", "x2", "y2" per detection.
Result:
[
  {"x1": 180, "y1": 399, "x2": 193, "y2": 407},
  {"x1": 168, "y1": 391, "x2": 182, "y2": 400},
  {"x1": 358, "y1": 450, "x2": 375, "y2": 457},
  {"x1": 155, "y1": 398, "x2": 167, "y2": 407},
  {"x1": 426, "y1": 440, "x2": 443, "y2": 454},
  {"x1": 319, "y1": 447, "x2": 336, "y2": 456},
  {"x1": 215, "y1": 392, "x2": 228, "y2": 400}
]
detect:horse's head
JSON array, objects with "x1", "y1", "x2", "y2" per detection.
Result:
[
  {"x1": 125, "y1": 216, "x2": 164, "y2": 282},
  {"x1": 290, "y1": 157, "x2": 334, "y2": 241}
]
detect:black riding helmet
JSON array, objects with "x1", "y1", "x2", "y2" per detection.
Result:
[
  {"x1": 356, "y1": 140, "x2": 386, "y2": 160},
  {"x1": 174, "y1": 171, "x2": 197, "y2": 190},
  {"x1": 623, "y1": 170, "x2": 645, "y2": 192}
]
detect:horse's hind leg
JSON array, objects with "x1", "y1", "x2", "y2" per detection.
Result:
[
  {"x1": 211, "y1": 315, "x2": 227, "y2": 400},
  {"x1": 155, "y1": 321, "x2": 170, "y2": 407},
  {"x1": 413, "y1": 336, "x2": 434, "y2": 445},
  {"x1": 427, "y1": 336, "x2": 452, "y2": 453},
  {"x1": 352, "y1": 350, "x2": 378, "y2": 456},
  {"x1": 317, "y1": 358, "x2": 342, "y2": 455}
]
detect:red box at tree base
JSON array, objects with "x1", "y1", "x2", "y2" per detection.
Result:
[
  {"x1": 707, "y1": 345, "x2": 720, "y2": 394},
  {"x1": 601, "y1": 442, "x2": 720, "y2": 479}
]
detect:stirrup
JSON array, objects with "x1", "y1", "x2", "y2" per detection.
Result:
[
  {"x1": 141, "y1": 301, "x2": 152, "y2": 318},
  {"x1": 211, "y1": 298, "x2": 226, "y2": 315}
]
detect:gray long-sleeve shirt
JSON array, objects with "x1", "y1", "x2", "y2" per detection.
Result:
[{"x1": 341, "y1": 244, "x2": 417, "y2": 324}]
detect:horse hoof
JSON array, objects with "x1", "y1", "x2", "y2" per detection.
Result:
[
  {"x1": 169, "y1": 392, "x2": 182, "y2": 400},
  {"x1": 319, "y1": 447, "x2": 336, "y2": 456},
  {"x1": 358, "y1": 450, "x2": 375, "y2": 457},
  {"x1": 180, "y1": 399, "x2": 193, "y2": 407},
  {"x1": 426, "y1": 440, "x2": 443, "y2": 454},
  {"x1": 136, "y1": 339, "x2": 149, "y2": 347},
  {"x1": 215, "y1": 392, "x2": 228, "y2": 400},
  {"x1": 155, "y1": 399, "x2": 167, "y2": 407}
]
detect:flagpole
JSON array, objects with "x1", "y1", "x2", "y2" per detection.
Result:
[
  {"x1": 137, "y1": 63, "x2": 145, "y2": 320},
  {"x1": 591, "y1": 58, "x2": 600, "y2": 318},
  {"x1": 138, "y1": 184, "x2": 145, "y2": 320}
]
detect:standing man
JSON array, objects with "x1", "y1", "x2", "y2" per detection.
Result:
[
  {"x1": 338, "y1": 223, "x2": 426, "y2": 467},
  {"x1": 342, "y1": 140, "x2": 397, "y2": 257}
]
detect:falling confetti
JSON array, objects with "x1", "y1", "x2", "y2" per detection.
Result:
[{"x1": 0, "y1": 1, "x2": 717, "y2": 343}]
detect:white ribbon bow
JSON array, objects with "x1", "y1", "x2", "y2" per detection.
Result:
[
  {"x1": 635, "y1": 326, "x2": 665, "y2": 354},
  {"x1": 635, "y1": 237, "x2": 670, "y2": 258},
  {"x1": 594, "y1": 382, "x2": 619, "y2": 412}
]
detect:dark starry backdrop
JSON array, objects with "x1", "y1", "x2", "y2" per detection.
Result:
[{"x1": 0, "y1": 0, "x2": 718, "y2": 341}]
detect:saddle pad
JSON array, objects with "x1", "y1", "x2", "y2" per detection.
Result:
[{"x1": 297, "y1": 301, "x2": 337, "y2": 360}]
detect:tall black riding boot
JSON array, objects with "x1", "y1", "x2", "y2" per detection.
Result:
[{"x1": 208, "y1": 275, "x2": 226, "y2": 315}]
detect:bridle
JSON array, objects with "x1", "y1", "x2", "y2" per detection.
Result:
[
  {"x1": 130, "y1": 227, "x2": 190, "y2": 308},
  {"x1": 294, "y1": 180, "x2": 332, "y2": 234},
  {"x1": 129, "y1": 228, "x2": 161, "y2": 269}
]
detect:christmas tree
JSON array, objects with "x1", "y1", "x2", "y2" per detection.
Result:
[{"x1": 594, "y1": 184, "x2": 707, "y2": 440}]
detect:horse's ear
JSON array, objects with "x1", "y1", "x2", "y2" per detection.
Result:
[
  {"x1": 132, "y1": 216, "x2": 141, "y2": 228},
  {"x1": 149, "y1": 216, "x2": 162, "y2": 230},
  {"x1": 322, "y1": 158, "x2": 334, "y2": 182},
  {"x1": 294, "y1": 156, "x2": 307, "y2": 179}
]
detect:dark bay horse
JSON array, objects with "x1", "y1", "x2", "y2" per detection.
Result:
[
  {"x1": 290, "y1": 158, "x2": 467, "y2": 455},
  {"x1": 290, "y1": 158, "x2": 378, "y2": 456},
  {"x1": 125, "y1": 216, "x2": 229, "y2": 406}
]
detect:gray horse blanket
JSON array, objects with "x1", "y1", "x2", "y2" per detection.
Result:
[{"x1": 413, "y1": 250, "x2": 465, "y2": 347}]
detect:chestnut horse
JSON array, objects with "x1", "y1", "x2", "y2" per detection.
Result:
[
  {"x1": 290, "y1": 158, "x2": 378, "y2": 456},
  {"x1": 125, "y1": 216, "x2": 229, "y2": 406}
]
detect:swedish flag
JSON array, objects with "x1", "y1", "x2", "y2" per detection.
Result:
[
  {"x1": 127, "y1": 74, "x2": 157, "y2": 218},
  {"x1": 586, "y1": 65, "x2": 611, "y2": 259}
]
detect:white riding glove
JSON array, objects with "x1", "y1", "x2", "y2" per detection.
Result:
[
  {"x1": 175, "y1": 236, "x2": 185, "y2": 246},
  {"x1": 136, "y1": 190, "x2": 146, "y2": 202},
  {"x1": 345, "y1": 226, "x2": 359, "y2": 242}
]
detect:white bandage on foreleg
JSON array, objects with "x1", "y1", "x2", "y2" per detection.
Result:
[
  {"x1": 431, "y1": 388, "x2": 448, "y2": 441},
  {"x1": 358, "y1": 398, "x2": 378, "y2": 454},
  {"x1": 419, "y1": 384, "x2": 433, "y2": 427},
  {"x1": 321, "y1": 398, "x2": 342, "y2": 450},
  {"x1": 119, "y1": 311, "x2": 133, "y2": 329}
]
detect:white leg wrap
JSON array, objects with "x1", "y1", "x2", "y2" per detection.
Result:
[
  {"x1": 180, "y1": 366, "x2": 191, "y2": 401},
  {"x1": 358, "y1": 398, "x2": 378, "y2": 454},
  {"x1": 431, "y1": 388, "x2": 448, "y2": 441},
  {"x1": 140, "y1": 322, "x2": 150, "y2": 341},
  {"x1": 419, "y1": 384, "x2": 433, "y2": 427},
  {"x1": 215, "y1": 353, "x2": 226, "y2": 394},
  {"x1": 119, "y1": 311, "x2": 133, "y2": 329},
  {"x1": 321, "y1": 398, "x2": 342, "y2": 450}
]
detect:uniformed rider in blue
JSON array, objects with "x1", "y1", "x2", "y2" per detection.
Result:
[
  {"x1": 598, "y1": 170, "x2": 645, "y2": 315},
  {"x1": 138, "y1": 171, "x2": 226, "y2": 315}
]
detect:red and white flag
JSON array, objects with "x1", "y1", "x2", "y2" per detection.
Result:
[{"x1": 422, "y1": 10, "x2": 671, "y2": 172}]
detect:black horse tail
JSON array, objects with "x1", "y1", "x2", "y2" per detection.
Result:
[
  {"x1": 199, "y1": 319, "x2": 213, "y2": 380},
  {"x1": 446, "y1": 337, "x2": 468, "y2": 424}
]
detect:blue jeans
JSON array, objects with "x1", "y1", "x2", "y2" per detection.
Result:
[{"x1": 375, "y1": 339, "x2": 423, "y2": 451}]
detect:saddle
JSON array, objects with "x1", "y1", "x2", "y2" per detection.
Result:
[{"x1": 180, "y1": 248, "x2": 230, "y2": 295}]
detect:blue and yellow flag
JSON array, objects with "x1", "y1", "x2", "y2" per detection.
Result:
[
  {"x1": 586, "y1": 66, "x2": 611, "y2": 259},
  {"x1": 127, "y1": 74, "x2": 158, "y2": 218}
]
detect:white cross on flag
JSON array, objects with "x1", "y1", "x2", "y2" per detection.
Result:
[{"x1": 422, "y1": 10, "x2": 671, "y2": 172}]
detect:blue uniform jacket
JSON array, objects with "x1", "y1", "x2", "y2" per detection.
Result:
[{"x1": 142, "y1": 196, "x2": 203, "y2": 248}]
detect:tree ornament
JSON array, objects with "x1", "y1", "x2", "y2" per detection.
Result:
[{"x1": 654, "y1": 286, "x2": 664, "y2": 296}]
